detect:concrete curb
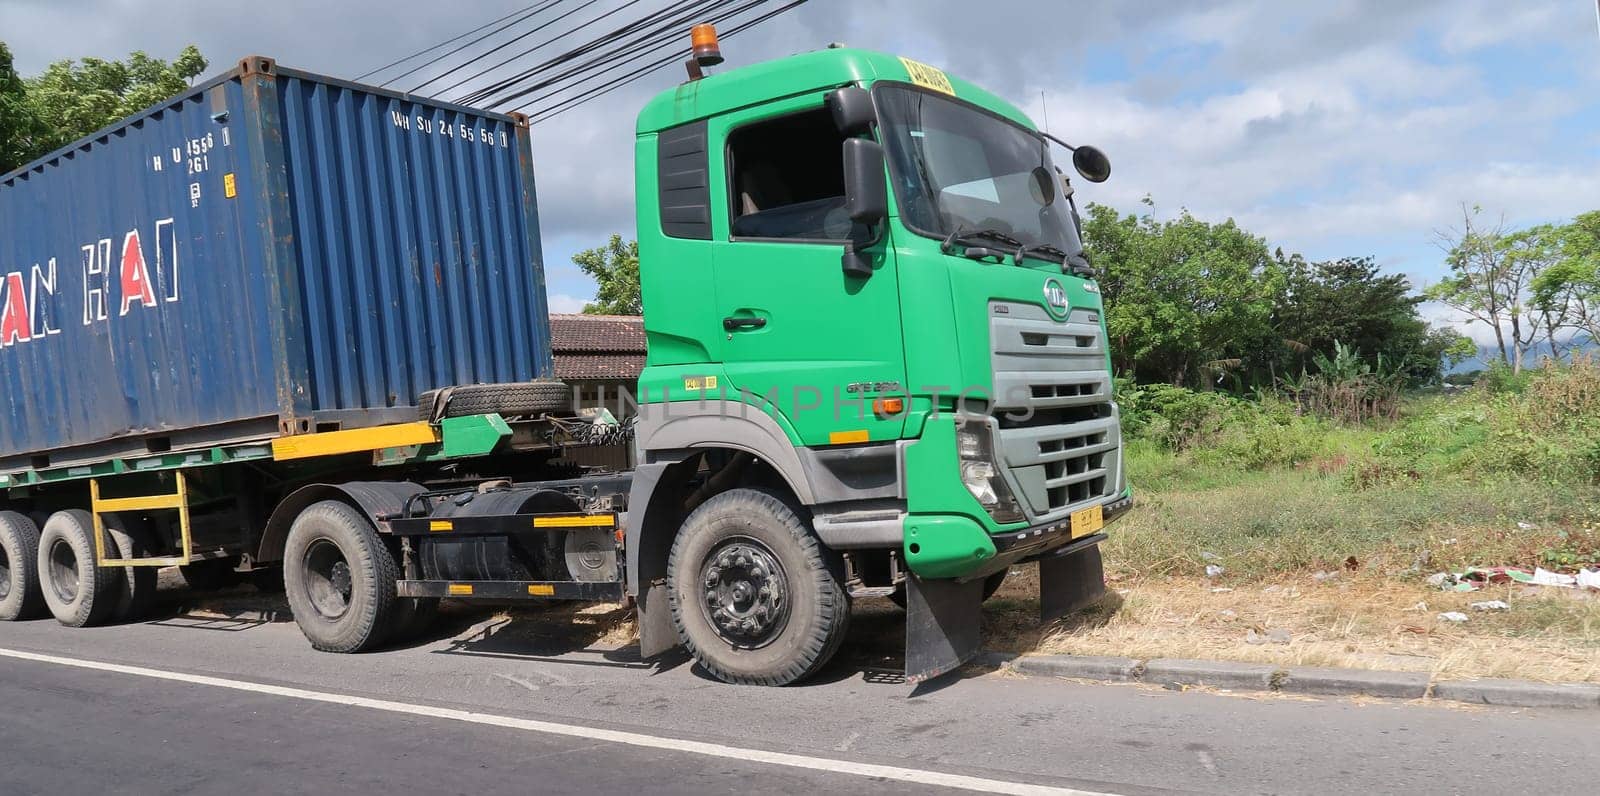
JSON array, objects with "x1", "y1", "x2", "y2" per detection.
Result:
[{"x1": 1001, "y1": 653, "x2": 1600, "y2": 709}]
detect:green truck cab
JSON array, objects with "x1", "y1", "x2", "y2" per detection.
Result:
[{"x1": 625, "y1": 47, "x2": 1132, "y2": 682}]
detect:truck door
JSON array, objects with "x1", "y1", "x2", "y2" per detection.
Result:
[{"x1": 708, "y1": 96, "x2": 907, "y2": 447}]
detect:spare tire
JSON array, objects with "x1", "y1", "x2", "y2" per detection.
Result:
[{"x1": 417, "y1": 381, "x2": 570, "y2": 421}]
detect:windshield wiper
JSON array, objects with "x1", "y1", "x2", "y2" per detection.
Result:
[
  {"x1": 941, "y1": 227, "x2": 1024, "y2": 262},
  {"x1": 1012, "y1": 242, "x2": 1068, "y2": 266}
]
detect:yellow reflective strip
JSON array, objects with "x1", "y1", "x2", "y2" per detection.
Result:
[
  {"x1": 532, "y1": 515, "x2": 616, "y2": 529},
  {"x1": 95, "y1": 494, "x2": 183, "y2": 513},
  {"x1": 829, "y1": 430, "x2": 870, "y2": 445},
  {"x1": 428, "y1": 520, "x2": 453, "y2": 532},
  {"x1": 447, "y1": 584, "x2": 474, "y2": 596},
  {"x1": 527, "y1": 584, "x2": 555, "y2": 597},
  {"x1": 93, "y1": 495, "x2": 183, "y2": 511},
  {"x1": 271, "y1": 422, "x2": 440, "y2": 461}
]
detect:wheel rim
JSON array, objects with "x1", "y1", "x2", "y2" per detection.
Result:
[
  {"x1": 48, "y1": 538, "x2": 80, "y2": 603},
  {"x1": 699, "y1": 536, "x2": 790, "y2": 649},
  {"x1": 302, "y1": 539, "x2": 354, "y2": 620}
]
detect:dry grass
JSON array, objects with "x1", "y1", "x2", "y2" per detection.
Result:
[{"x1": 984, "y1": 564, "x2": 1600, "y2": 683}]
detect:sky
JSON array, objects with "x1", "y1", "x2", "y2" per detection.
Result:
[{"x1": 3, "y1": 0, "x2": 1598, "y2": 344}]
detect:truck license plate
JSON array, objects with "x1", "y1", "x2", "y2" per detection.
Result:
[{"x1": 1070, "y1": 505, "x2": 1104, "y2": 538}]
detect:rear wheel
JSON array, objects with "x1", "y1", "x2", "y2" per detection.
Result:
[
  {"x1": 102, "y1": 514, "x2": 158, "y2": 622},
  {"x1": 667, "y1": 488, "x2": 850, "y2": 686},
  {"x1": 283, "y1": 501, "x2": 399, "y2": 653},
  {"x1": 0, "y1": 511, "x2": 46, "y2": 621},
  {"x1": 36, "y1": 510, "x2": 122, "y2": 627}
]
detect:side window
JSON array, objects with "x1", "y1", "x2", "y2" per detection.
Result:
[{"x1": 726, "y1": 108, "x2": 850, "y2": 242}]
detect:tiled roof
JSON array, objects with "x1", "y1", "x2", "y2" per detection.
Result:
[
  {"x1": 550, "y1": 314, "x2": 647, "y2": 380},
  {"x1": 550, "y1": 313, "x2": 647, "y2": 353},
  {"x1": 554, "y1": 353, "x2": 647, "y2": 380}
]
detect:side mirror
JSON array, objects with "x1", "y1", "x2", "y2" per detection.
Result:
[
  {"x1": 841, "y1": 137, "x2": 886, "y2": 279},
  {"x1": 842, "y1": 137, "x2": 887, "y2": 224},
  {"x1": 827, "y1": 86, "x2": 876, "y2": 135},
  {"x1": 1071, "y1": 145, "x2": 1111, "y2": 183}
]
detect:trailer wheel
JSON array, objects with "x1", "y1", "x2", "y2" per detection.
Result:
[
  {"x1": 667, "y1": 488, "x2": 850, "y2": 686},
  {"x1": 283, "y1": 501, "x2": 399, "y2": 653},
  {"x1": 0, "y1": 511, "x2": 47, "y2": 621},
  {"x1": 36, "y1": 510, "x2": 122, "y2": 627},
  {"x1": 417, "y1": 381, "x2": 570, "y2": 420},
  {"x1": 888, "y1": 569, "x2": 1008, "y2": 610},
  {"x1": 102, "y1": 514, "x2": 158, "y2": 622}
]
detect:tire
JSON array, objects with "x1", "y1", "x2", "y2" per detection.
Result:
[
  {"x1": 0, "y1": 511, "x2": 47, "y2": 621},
  {"x1": 36, "y1": 510, "x2": 122, "y2": 628},
  {"x1": 283, "y1": 500, "x2": 400, "y2": 653},
  {"x1": 417, "y1": 381, "x2": 570, "y2": 420},
  {"x1": 888, "y1": 569, "x2": 1008, "y2": 611},
  {"x1": 180, "y1": 558, "x2": 241, "y2": 591},
  {"x1": 102, "y1": 514, "x2": 158, "y2": 622},
  {"x1": 667, "y1": 488, "x2": 851, "y2": 686}
]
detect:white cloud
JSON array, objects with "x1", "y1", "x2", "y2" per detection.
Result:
[{"x1": 546, "y1": 292, "x2": 589, "y2": 314}]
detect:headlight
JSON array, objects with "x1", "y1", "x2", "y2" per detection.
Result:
[{"x1": 956, "y1": 417, "x2": 1025, "y2": 524}]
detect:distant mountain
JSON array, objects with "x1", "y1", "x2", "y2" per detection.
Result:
[{"x1": 1449, "y1": 336, "x2": 1596, "y2": 374}]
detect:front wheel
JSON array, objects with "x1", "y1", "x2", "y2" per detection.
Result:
[{"x1": 667, "y1": 488, "x2": 850, "y2": 686}]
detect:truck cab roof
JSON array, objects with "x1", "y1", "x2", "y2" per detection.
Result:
[{"x1": 634, "y1": 46, "x2": 1033, "y2": 134}]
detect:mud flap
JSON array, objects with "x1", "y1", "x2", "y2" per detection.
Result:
[
  {"x1": 1039, "y1": 543, "x2": 1107, "y2": 622},
  {"x1": 904, "y1": 574, "x2": 984, "y2": 684}
]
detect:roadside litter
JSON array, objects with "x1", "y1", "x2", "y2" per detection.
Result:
[
  {"x1": 1438, "y1": 612, "x2": 1470, "y2": 622},
  {"x1": 1470, "y1": 600, "x2": 1510, "y2": 612},
  {"x1": 1425, "y1": 566, "x2": 1600, "y2": 592}
]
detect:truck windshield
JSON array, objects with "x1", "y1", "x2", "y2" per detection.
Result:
[{"x1": 874, "y1": 84, "x2": 1084, "y2": 262}]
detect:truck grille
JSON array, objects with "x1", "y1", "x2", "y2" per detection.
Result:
[{"x1": 989, "y1": 302, "x2": 1121, "y2": 523}]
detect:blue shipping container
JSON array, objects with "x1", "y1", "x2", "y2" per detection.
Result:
[{"x1": 0, "y1": 56, "x2": 553, "y2": 471}]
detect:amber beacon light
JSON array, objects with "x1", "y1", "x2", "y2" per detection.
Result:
[{"x1": 692, "y1": 24, "x2": 724, "y2": 66}]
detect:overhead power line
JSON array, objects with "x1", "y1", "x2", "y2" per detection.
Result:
[
  {"x1": 523, "y1": 0, "x2": 809, "y2": 124},
  {"x1": 468, "y1": 0, "x2": 744, "y2": 109},
  {"x1": 359, "y1": 1, "x2": 564, "y2": 86},
  {"x1": 364, "y1": 0, "x2": 809, "y2": 126},
  {"x1": 436, "y1": 0, "x2": 669, "y2": 101}
]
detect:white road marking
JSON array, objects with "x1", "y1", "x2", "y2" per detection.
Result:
[{"x1": 0, "y1": 647, "x2": 1117, "y2": 796}]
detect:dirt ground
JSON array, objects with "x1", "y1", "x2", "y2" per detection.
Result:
[{"x1": 983, "y1": 562, "x2": 1600, "y2": 684}]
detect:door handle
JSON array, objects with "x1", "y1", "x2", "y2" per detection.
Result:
[{"x1": 723, "y1": 316, "x2": 768, "y2": 331}]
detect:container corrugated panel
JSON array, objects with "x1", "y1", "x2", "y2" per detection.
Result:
[{"x1": 0, "y1": 56, "x2": 552, "y2": 470}]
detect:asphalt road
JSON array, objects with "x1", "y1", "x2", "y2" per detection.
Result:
[{"x1": 0, "y1": 588, "x2": 1595, "y2": 795}]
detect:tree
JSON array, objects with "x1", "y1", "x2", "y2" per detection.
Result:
[
  {"x1": 573, "y1": 234, "x2": 641, "y2": 315},
  {"x1": 1531, "y1": 210, "x2": 1600, "y2": 352},
  {"x1": 0, "y1": 42, "x2": 43, "y2": 173},
  {"x1": 1086, "y1": 204, "x2": 1282, "y2": 387},
  {"x1": 1273, "y1": 254, "x2": 1467, "y2": 386},
  {"x1": 12, "y1": 43, "x2": 206, "y2": 164},
  {"x1": 1423, "y1": 205, "x2": 1547, "y2": 373}
]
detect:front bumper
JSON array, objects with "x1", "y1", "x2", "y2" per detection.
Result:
[{"x1": 904, "y1": 492, "x2": 1133, "y2": 580}]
